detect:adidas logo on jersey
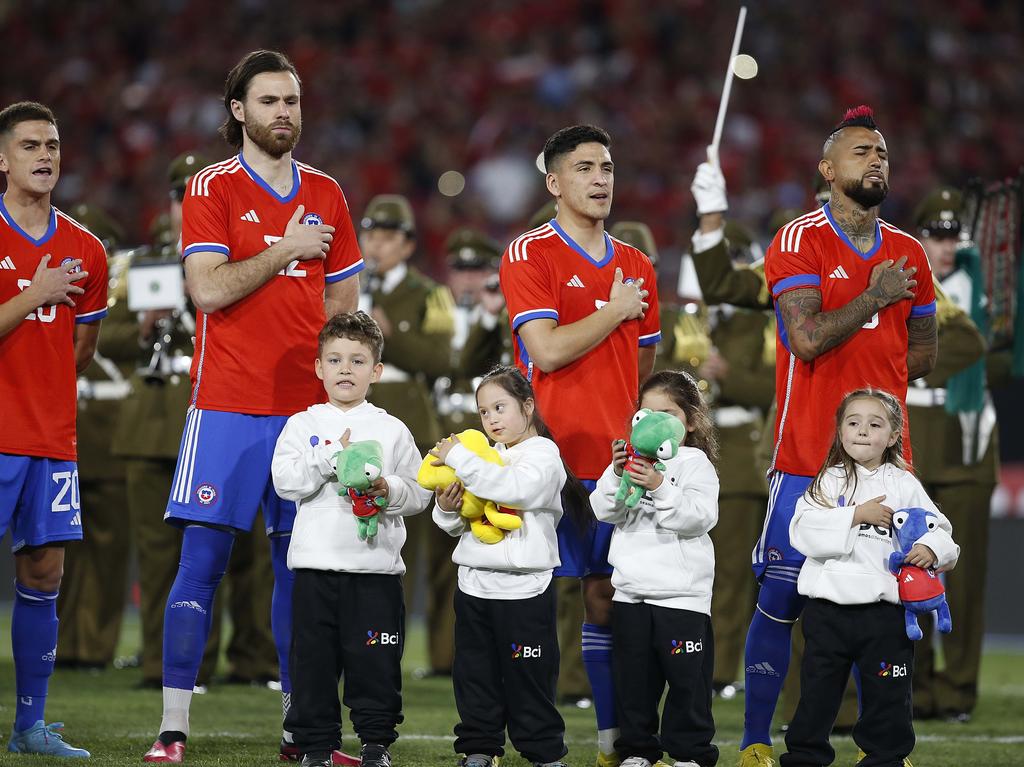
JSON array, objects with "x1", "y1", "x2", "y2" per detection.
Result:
[
  {"x1": 240, "y1": 209, "x2": 261, "y2": 223},
  {"x1": 0, "y1": 256, "x2": 15, "y2": 270},
  {"x1": 566, "y1": 275, "x2": 585, "y2": 288},
  {"x1": 829, "y1": 265, "x2": 850, "y2": 279},
  {"x1": 70, "y1": 512, "x2": 81, "y2": 527}
]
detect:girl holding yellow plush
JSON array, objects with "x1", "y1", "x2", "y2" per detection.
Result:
[{"x1": 428, "y1": 365, "x2": 586, "y2": 767}]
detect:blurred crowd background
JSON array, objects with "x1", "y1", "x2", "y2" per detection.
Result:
[{"x1": 2, "y1": 0, "x2": 1022, "y2": 276}]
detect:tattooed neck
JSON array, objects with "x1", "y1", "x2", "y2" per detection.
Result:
[{"x1": 830, "y1": 195, "x2": 877, "y2": 254}]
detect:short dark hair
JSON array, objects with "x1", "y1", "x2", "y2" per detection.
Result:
[
  {"x1": 317, "y1": 311, "x2": 384, "y2": 363},
  {"x1": 219, "y1": 50, "x2": 301, "y2": 149},
  {"x1": 542, "y1": 125, "x2": 611, "y2": 172},
  {"x1": 0, "y1": 101, "x2": 57, "y2": 139}
]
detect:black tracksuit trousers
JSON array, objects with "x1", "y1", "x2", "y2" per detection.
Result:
[
  {"x1": 781, "y1": 599, "x2": 915, "y2": 767},
  {"x1": 286, "y1": 570, "x2": 404, "y2": 754},
  {"x1": 611, "y1": 601, "x2": 719, "y2": 766},
  {"x1": 452, "y1": 582, "x2": 566, "y2": 764}
]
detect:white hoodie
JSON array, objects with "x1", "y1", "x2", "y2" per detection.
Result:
[
  {"x1": 791, "y1": 462, "x2": 959, "y2": 606},
  {"x1": 590, "y1": 446, "x2": 719, "y2": 614},
  {"x1": 271, "y1": 401, "x2": 431, "y2": 574},
  {"x1": 432, "y1": 435, "x2": 566, "y2": 600}
]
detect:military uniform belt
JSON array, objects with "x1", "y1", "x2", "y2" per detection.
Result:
[
  {"x1": 713, "y1": 405, "x2": 759, "y2": 428},
  {"x1": 378, "y1": 363, "x2": 411, "y2": 383},
  {"x1": 77, "y1": 379, "x2": 133, "y2": 401},
  {"x1": 905, "y1": 386, "x2": 946, "y2": 408}
]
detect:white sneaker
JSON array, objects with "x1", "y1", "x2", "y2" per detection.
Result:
[
  {"x1": 620, "y1": 759, "x2": 653, "y2": 767},
  {"x1": 673, "y1": 762, "x2": 701, "y2": 767}
]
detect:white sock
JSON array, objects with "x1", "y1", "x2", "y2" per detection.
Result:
[
  {"x1": 159, "y1": 686, "x2": 193, "y2": 737},
  {"x1": 597, "y1": 727, "x2": 619, "y2": 755}
]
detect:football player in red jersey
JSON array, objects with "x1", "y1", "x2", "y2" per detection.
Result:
[
  {"x1": 500, "y1": 125, "x2": 660, "y2": 767},
  {"x1": 0, "y1": 101, "x2": 108, "y2": 758},
  {"x1": 736, "y1": 107, "x2": 938, "y2": 766},
  {"x1": 142, "y1": 51, "x2": 362, "y2": 765}
]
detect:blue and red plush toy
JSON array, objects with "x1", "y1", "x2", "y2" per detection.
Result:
[{"x1": 888, "y1": 507, "x2": 952, "y2": 640}]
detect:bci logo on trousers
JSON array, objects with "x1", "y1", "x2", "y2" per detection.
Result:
[
  {"x1": 878, "y1": 661, "x2": 908, "y2": 678},
  {"x1": 670, "y1": 639, "x2": 703, "y2": 655},
  {"x1": 366, "y1": 630, "x2": 399, "y2": 646},
  {"x1": 511, "y1": 643, "x2": 542, "y2": 659}
]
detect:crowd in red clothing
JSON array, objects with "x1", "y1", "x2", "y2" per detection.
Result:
[{"x1": 1, "y1": 0, "x2": 1020, "y2": 272}]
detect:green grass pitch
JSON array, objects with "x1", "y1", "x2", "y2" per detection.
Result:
[{"x1": 0, "y1": 614, "x2": 1020, "y2": 766}]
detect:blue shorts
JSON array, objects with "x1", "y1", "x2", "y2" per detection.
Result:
[
  {"x1": 0, "y1": 453, "x2": 84, "y2": 552},
  {"x1": 553, "y1": 479, "x2": 614, "y2": 578},
  {"x1": 751, "y1": 471, "x2": 813, "y2": 582},
  {"x1": 165, "y1": 408, "x2": 296, "y2": 535}
]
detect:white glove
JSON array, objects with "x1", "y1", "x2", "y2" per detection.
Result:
[{"x1": 691, "y1": 161, "x2": 728, "y2": 215}]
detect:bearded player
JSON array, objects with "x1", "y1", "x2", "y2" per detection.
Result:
[
  {"x1": 142, "y1": 51, "x2": 363, "y2": 763},
  {"x1": 735, "y1": 107, "x2": 937, "y2": 766}
]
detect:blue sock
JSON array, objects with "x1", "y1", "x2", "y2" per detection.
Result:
[
  {"x1": 740, "y1": 575, "x2": 805, "y2": 750},
  {"x1": 270, "y1": 534, "x2": 293, "y2": 695},
  {"x1": 163, "y1": 525, "x2": 233, "y2": 690},
  {"x1": 582, "y1": 622, "x2": 617, "y2": 732},
  {"x1": 852, "y1": 662, "x2": 862, "y2": 716},
  {"x1": 12, "y1": 583, "x2": 59, "y2": 731}
]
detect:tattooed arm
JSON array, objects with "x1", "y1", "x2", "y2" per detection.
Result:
[
  {"x1": 777, "y1": 256, "x2": 918, "y2": 361},
  {"x1": 906, "y1": 315, "x2": 938, "y2": 380}
]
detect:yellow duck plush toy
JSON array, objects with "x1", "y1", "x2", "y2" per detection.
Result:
[{"x1": 417, "y1": 429, "x2": 522, "y2": 544}]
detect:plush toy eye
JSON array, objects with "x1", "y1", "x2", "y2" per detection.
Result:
[
  {"x1": 656, "y1": 439, "x2": 674, "y2": 460},
  {"x1": 631, "y1": 409, "x2": 649, "y2": 427},
  {"x1": 892, "y1": 511, "x2": 908, "y2": 529},
  {"x1": 925, "y1": 515, "x2": 937, "y2": 531},
  {"x1": 364, "y1": 463, "x2": 382, "y2": 481}
]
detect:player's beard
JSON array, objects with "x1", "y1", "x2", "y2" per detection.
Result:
[
  {"x1": 841, "y1": 175, "x2": 888, "y2": 209},
  {"x1": 244, "y1": 116, "x2": 301, "y2": 159}
]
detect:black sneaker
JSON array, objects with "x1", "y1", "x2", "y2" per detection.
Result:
[
  {"x1": 360, "y1": 743, "x2": 392, "y2": 767},
  {"x1": 302, "y1": 753, "x2": 332, "y2": 767}
]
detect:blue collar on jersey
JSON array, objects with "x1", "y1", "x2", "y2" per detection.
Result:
[
  {"x1": 237, "y1": 153, "x2": 301, "y2": 204},
  {"x1": 549, "y1": 218, "x2": 614, "y2": 268},
  {"x1": 823, "y1": 201, "x2": 882, "y2": 260},
  {"x1": 0, "y1": 195, "x2": 57, "y2": 247}
]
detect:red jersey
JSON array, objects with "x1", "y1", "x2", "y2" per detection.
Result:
[
  {"x1": 766, "y1": 204, "x2": 936, "y2": 477},
  {"x1": 182, "y1": 155, "x2": 364, "y2": 416},
  {"x1": 0, "y1": 201, "x2": 108, "y2": 461},
  {"x1": 500, "y1": 219, "x2": 661, "y2": 479},
  {"x1": 896, "y1": 565, "x2": 945, "y2": 603}
]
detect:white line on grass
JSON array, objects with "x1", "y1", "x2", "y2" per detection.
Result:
[{"x1": 122, "y1": 732, "x2": 1024, "y2": 745}]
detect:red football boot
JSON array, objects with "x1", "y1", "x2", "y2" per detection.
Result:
[
  {"x1": 143, "y1": 738, "x2": 186, "y2": 762},
  {"x1": 279, "y1": 741, "x2": 359, "y2": 766}
]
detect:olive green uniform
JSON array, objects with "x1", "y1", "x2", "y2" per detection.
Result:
[
  {"x1": 57, "y1": 251, "x2": 136, "y2": 666},
  {"x1": 910, "y1": 279, "x2": 1000, "y2": 718}
]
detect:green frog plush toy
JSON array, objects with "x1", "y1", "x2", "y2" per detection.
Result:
[
  {"x1": 616, "y1": 409, "x2": 687, "y2": 508},
  {"x1": 335, "y1": 440, "x2": 387, "y2": 541}
]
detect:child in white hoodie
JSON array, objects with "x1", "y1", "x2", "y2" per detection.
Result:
[
  {"x1": 590, "y1": 370, "x2": 721, "y2": 767},
  {"x1": 271, "y1": 312, "x2": 431, "y2": 767},
  {"x1": 430, "y1": 365, "x2": 587, "y2": 767},
  {"x1": 782, "y1": 388, "x2": 959, "y2": 767}
]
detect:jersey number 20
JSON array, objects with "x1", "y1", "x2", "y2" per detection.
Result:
[
  {"x1": 17, "y1": 279, "x2": 57, "y2": 323},
  {"x1": 51, "y1": 470, "x2": 81, "y2": 513}
]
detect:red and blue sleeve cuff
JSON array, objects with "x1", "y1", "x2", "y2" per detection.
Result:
[
  {"x1": 772, "y1": 273, "x2": 821, "y2": 297},
  {"x1": 511, "y1": 308, "x2": 559, "y2": 331},
  {"x1": 910, "y1": 301, "x2": 936, "y2": 318},
  {"x1": 326, "y1": 259, "x2": 365, "y2": 283}
]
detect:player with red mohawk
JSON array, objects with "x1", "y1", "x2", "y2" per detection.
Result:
[{"x1": 735, "y1": 106, "x2": 938, "y2": 767}]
